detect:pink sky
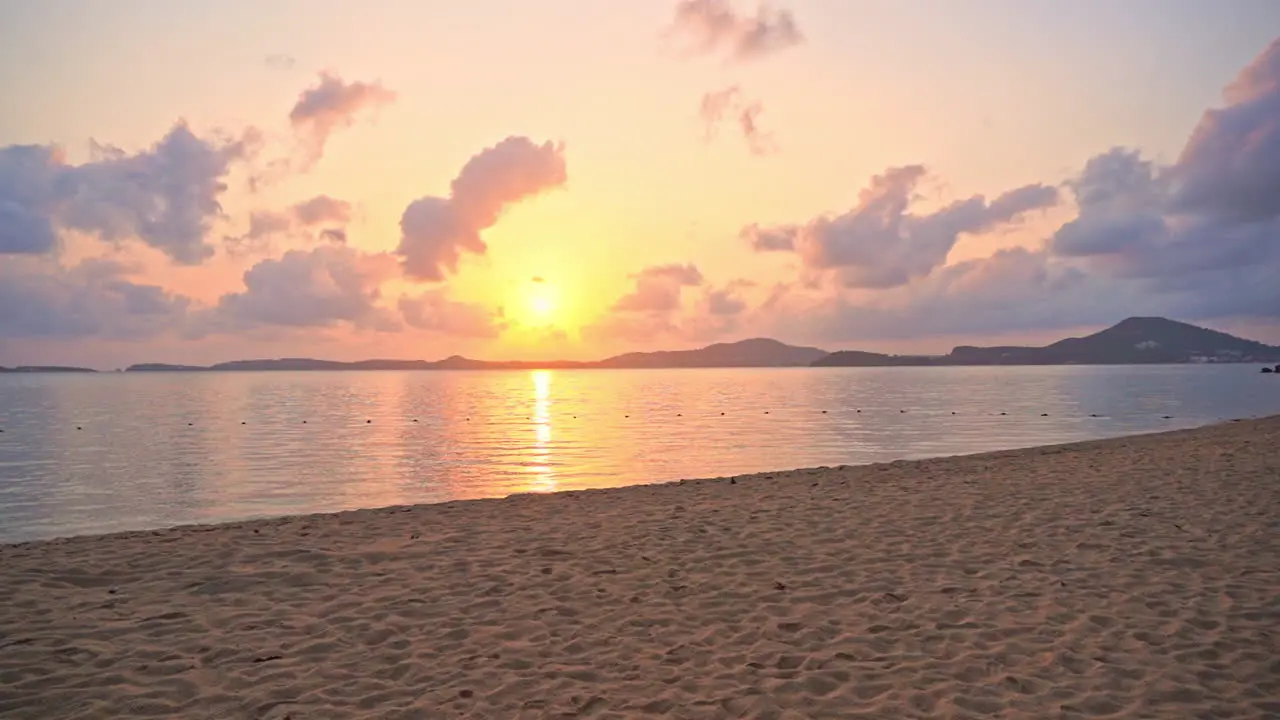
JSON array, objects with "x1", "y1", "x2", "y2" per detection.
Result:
[{"x1": 1, "y1": 1, "x2": 1278, "y2": 367}]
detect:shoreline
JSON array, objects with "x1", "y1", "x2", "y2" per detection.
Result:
[{"x1": 2, "y1": 416, "x2": 1277, "y2": 717}]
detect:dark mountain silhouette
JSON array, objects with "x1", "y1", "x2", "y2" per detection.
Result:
[
  {"x1": 107, "y1": 318, "x2": 1280, "y2": 373},
  {"x1": 814, "y1": 317, "x2": 1280, "y2": 367},
  {"x1": 125, "y1": 338, "x2": 828, "y2": 372},
  {"x1": 598, "y1": 338, "x2": 827, "y2": 368}
]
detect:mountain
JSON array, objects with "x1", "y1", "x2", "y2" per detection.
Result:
[
  {"x1": 597, "y1": 338, "x2": 828, "y2": 368},
  {"x1": 126, "y1": 363, "x2": 209, "y2": 372},
  {"x1": 124, "y1": 338, "x2": 829, "y2": 372},
  {"x1": 814, "y1": 317, "x2": 1280, "y2": 367},
  {"x1": 809, "y1": 350, "x2": 943, "y2": 368}
]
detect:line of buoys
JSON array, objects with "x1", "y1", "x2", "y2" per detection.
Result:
[{"x1": 1, "y1": 410, "x2": 1203, "y2": 436}]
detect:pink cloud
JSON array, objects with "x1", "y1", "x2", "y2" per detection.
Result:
[{"x1": 289, "y1": 73, "x2": 396, "y2": 168}]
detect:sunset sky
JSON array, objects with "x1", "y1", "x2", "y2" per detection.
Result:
[{"x1": 2, "y1": 0, "x2": 1279, "y2": 368}]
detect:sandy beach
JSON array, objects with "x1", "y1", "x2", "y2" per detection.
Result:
[{"x1": 1, "y1": 418, "x2": 1277, "y2": 719}]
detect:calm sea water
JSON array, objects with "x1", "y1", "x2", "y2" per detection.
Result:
[{"x1": 1, "y1": 365, "x2": 1277, "y2": 543}]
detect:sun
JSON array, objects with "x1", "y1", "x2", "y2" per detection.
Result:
[
  {"x1": 525, "y1": 284, "x2": 558, "y2": 323},
  {"x1": 529, "y1": 292, "x2": 556, "y2": 319}
]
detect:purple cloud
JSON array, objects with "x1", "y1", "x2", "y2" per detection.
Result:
[
  {"x1": 667, "y1": 0, "x2": 804, "y2": 61},
  {"x1": 210, "y1": 246, "x2": 400, "y2": 331},
  {"x1": 747, "y1": 165, "x2": 1059, "y2": 289},
  {"x1": 290, "y1": 73, "x2": 396, "y2": 168},
  {"x1": 0, "y1": 123, "x2": 256, "y2": 264},
  {"x1": 612, "y1": 264, "x2": 705, "y2": 313},
  {"x1": 398, "y1": 290, "x2": 507, "y2": 338}
]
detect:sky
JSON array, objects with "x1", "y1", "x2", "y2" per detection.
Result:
[{"x1": 1, "y1": 0, "x2": 1279, "y2": 368}]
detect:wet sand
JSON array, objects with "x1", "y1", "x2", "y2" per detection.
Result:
[{"x1": 1, "y1": 416, "x2": 1277, "y2": 719}]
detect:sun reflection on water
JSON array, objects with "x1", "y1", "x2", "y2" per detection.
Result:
[{"x1": 528, "y1": 370, "x2": 556, "y2": 493}]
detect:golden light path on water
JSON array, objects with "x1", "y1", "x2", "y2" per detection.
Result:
[{"x1": 529, "y1": 370, "x2": 556, "y2": 494}]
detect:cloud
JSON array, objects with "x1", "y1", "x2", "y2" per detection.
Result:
[
  {"x1": 0, "y1": 123, "x2": 255, "y2": 264},
  {"x1": 754, "y1": 248, "x2": 1134, "y2": 344},
  {"x1": 289, "y1": 73, "x2": 396, "y2": 168},
  {"x1": 264, "y1": 54, "x2": 296, "y2": 70},
  {"x1": 209, "y1": 245, "x2": 400, "y2": 331},
  {"x1": 1170, "y1": 40, "x2": 1280, "y2": 225},
  {"x1": 699, "y1": 86, "x2": 775, "y2": 155},
  {"x1": 746, "y1": 165, "x2": 1059, "y2": 288},
  {"x1": 224, "y1": 210, "x2": 293, "y2": 255},
  {"x1": 746, "y1": 40, "x2": 1280, "y2": 344},
  {"x1": 581, "y1": 264, "x2": 705, "y2": 342},
  {"x1": 611, "y1": 263, "x2": 704, "y2": 312},
  {"x1": 224, "y1": 194, "x2": 354, "y2": 254},
  {"x1": 293, "y1": 194, "x2": 352, "y2": 225},
  {"x1": 0, "y1": 258, "x2": 192, "y2": 340},
  {"x1": 1040, "y1": 38, "x2": 1280, "y2": 319},
  {"x1": 398, "y1": 290, "x2": 507, "y2": 338},
  {"x1": 587, "y1": 270, "x2": 757, "y2": 344},
  {"x1": 705, "y1": 279, "x2": 752, "y2": 316},
  {"x1": 666, "y1": 0, "x2": 803, "y2": 61},
  {"x1": 397, "y1": 136, "x2": 567, "y2": 281}
]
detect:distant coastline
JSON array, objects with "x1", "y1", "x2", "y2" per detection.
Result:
[{"x1": 5, "y1": 317, "x2": 1280, "y2": 374}]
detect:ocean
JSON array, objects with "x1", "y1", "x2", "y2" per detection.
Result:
[{"x1": 1, "y1": 364, "x2": 1276, "y2": 543}]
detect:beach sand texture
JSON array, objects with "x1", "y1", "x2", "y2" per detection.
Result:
[{"x1": 1, "y1": 417, "x2": 1277, "y2": 719}]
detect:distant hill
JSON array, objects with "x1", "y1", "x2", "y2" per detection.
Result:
[
  {"x1": 94, "y1": 318, "x2": 1280, "y2": 373},
  {"x1": 598, "y1": 338, "x2": 828, "y2": 368},
  {"x1": 124, "y1": 338, "x2": 830, "y2": 372},
  {"x1": 813, "y1": 317, "x2": 1280, "y2": 367}
]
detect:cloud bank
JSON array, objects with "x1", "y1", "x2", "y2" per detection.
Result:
[
  {"x1": 1, "y1": 123, "x2": 256, "y2": 264},
  {"x1": 209, "y1": 246, "x2": 400, "y2": 332},
  {"x1": 730, "y1": 39, "x2": 1280, "y2": 343}
]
